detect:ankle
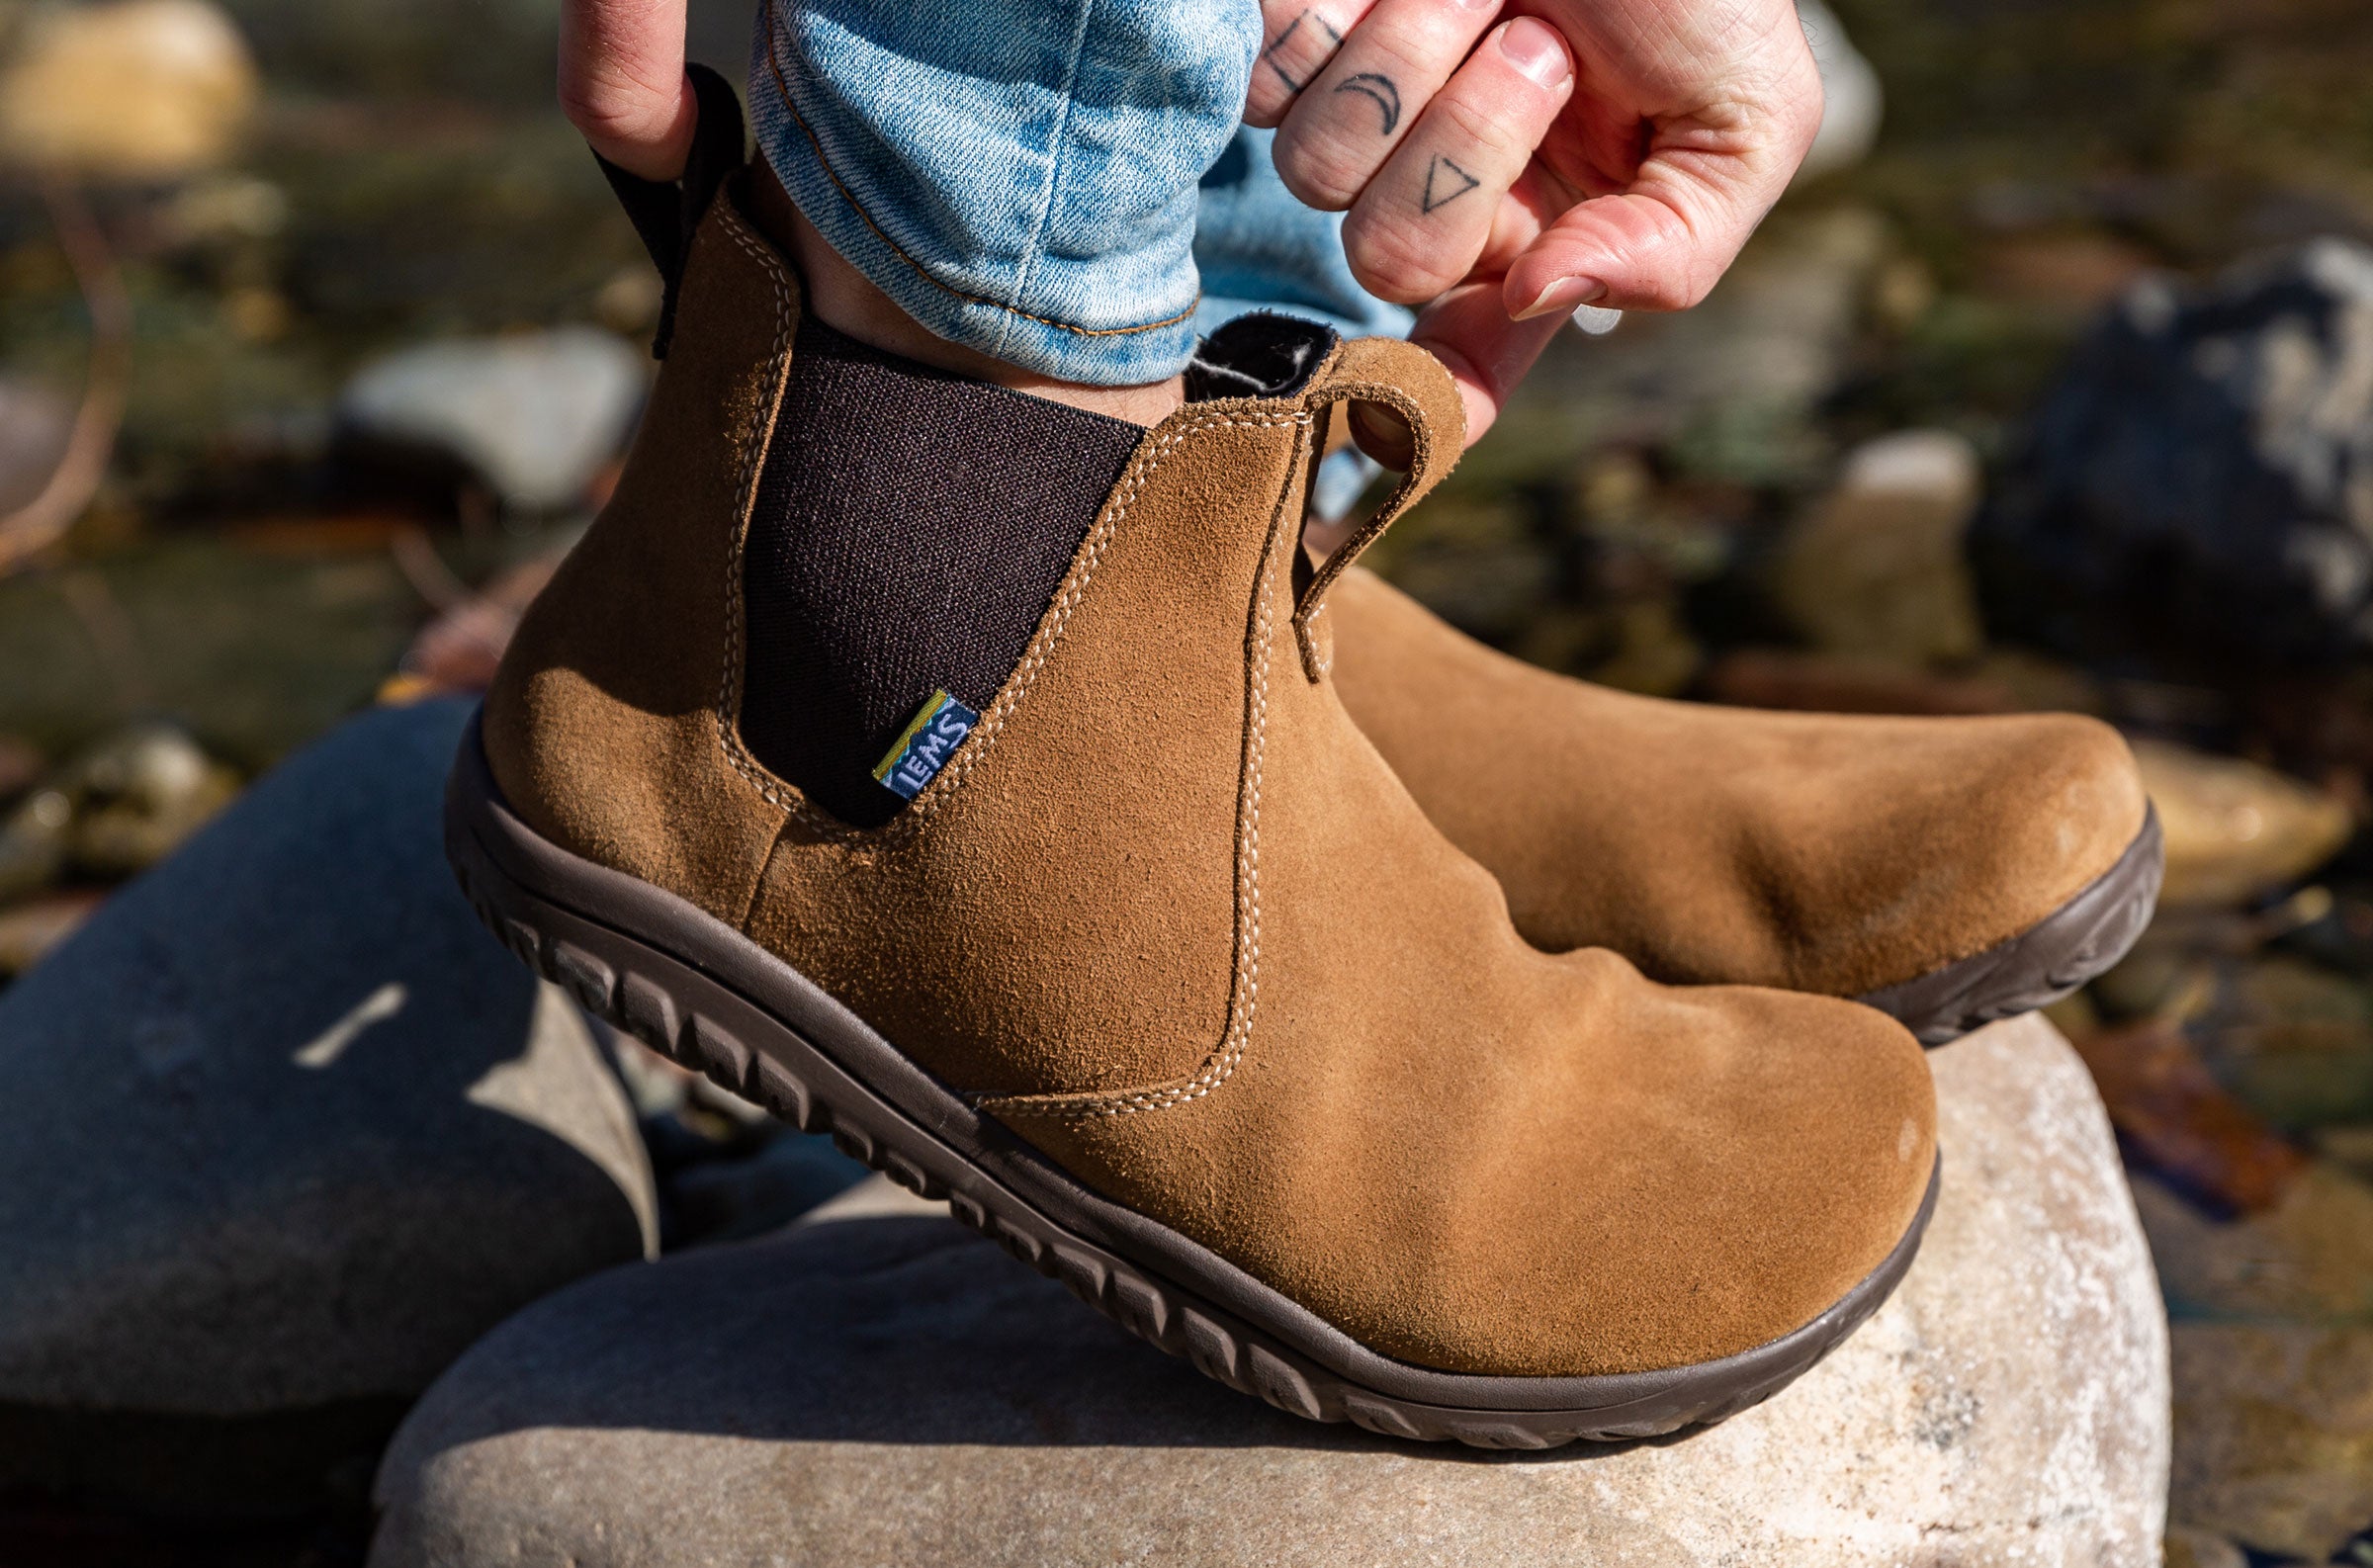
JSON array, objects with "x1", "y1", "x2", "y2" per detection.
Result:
[{"x1": 748, "y1": 161, "x2": 1184, "y2": 429}]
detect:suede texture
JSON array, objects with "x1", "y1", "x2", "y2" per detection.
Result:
[
  {"x1": 1326, "y1": 568, "x2": 2150, "y2": 996},
  {"x1": 484, "y1": 187, "x2": 794, "y2": 927},
  {"x1": 485, "y1": 208, "x2": 1938, "y2": 1381}
]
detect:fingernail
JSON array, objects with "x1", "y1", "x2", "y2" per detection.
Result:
[
  {"x1": 1515, "y1": 276, "x2": 1605, "y2": 320},
  {"x1": 1498, "y1": 18, "x2": 1572, "y2": 89}
]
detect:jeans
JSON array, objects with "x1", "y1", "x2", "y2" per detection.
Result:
[{"x1": 747, "y1": 0, "x2": 1412, "y2": 397}]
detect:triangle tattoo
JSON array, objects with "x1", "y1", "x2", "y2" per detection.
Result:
[{"x1": 1421, "y1": 154, "x2": 1480, "y2": 214}]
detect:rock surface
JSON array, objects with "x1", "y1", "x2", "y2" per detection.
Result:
[
  {"x1": 371, "y1": 1013, "x2": 2168, "y2": 1567},
  {"x1": 2134, "y1": 741, "x2": 2353, "y2": 910},
  {"x1": 0, "y1": 699, "x2": 656, "y2": 1513},
  {"x1": 0, "y1": 0, "x2": 259, "y2": 178},
  {"x1": 1773, "y1": 429, "x2": 1986, "y2": 667},
  {"x1": 333, "y1": 328, "x2": 646, "y2": 514},
  {"x1": 2169, "y1": 1322, "x2": 2373, "y2": 1562},
  {"x1": 1976, "y1": 237, "x2": 2373, "y2": 666}
]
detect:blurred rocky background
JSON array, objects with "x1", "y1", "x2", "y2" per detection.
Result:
[{"x1": 2, "y1": 0, "x2": 2373, "y2": 1562}]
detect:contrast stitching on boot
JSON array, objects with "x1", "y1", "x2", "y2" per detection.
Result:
[
  {"x1": 708, "y1": 207, "x2": 801, "y2": 844},
  {"x1": 979, "y1": 419, "x2": 1310, "y2": 1122},
  {"x1": 758, "y1": 8, "x2": 1197, "y2": 340},
  {"x1": 716, "y1": 391, "x2": 1310, "y2": 848}
]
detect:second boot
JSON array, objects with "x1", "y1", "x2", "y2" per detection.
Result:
[{"x1": 1327, "y1": 569, "x2": 2162, "y2": 1044}]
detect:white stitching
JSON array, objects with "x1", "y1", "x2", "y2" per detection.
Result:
[
  {"x1": 695, "y1": 215, "x2": 1309, "y2": 1117},
  {"x1": 711, "y1": 207, "x2": 797, "y2": 822},
  {"x1": 986, "y1": 418, "x2": 1309, "y2": 1122}
]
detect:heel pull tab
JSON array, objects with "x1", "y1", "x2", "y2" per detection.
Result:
[
  {"x1": 594, "y1": 63, "x2": 748, "y2": 360},
  {"x1": 1292, "y1": 337, "x2": 1466, "y2": 680}
]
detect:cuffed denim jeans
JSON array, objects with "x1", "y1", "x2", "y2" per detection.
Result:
[{"x1": 747, "y1": 0, "x2": 1412, "y2": 395}]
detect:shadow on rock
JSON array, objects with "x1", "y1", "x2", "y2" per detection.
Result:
[{"x1": 0, "y1": 699, "x2": 656, "y2": 1517}]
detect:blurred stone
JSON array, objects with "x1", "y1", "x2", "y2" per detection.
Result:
[
  {"x1": 372, "y1": 1014, "x2": 2168, "y2": 1568},
  {"x1": 0, "y1": 700, "x2": 657, "y2": 1516},
  {"x1": 0, "y1": 0, "x2": 258, "y2": 179},
  {"x1": 2078, "y1": 1017, "x2": 2310, "y2": 1217},
  {"x1": 2136, "y1": 741, "x2": 2353, "y2": 910},
  {"x1": 1369, "y1": 496, "x2": 1556, "y2": 644},
  {"x1": 0, "y1": 534, "x2": 422, "y2": 771},
  {"x1": 1703, "y1": 649, "x2": 2017, "y2": 715},
  {"x1": 1979, "y1": 232, "x2": 2155, "y2": 311},
  {"x1": 333, "y1": 328, "x2": 647, "y2": 515},
  {"x1": 2134, "y1": 1162, "x2": 2373, "y2": 1322},
  {"x1": 1773, "y1": 430, "x2": 1986, "y2": 666},
  {"x1": 2205, "y1": 957, "x2": 2373, "y2": 1130},
  {"x1": 2170, "y1": 1322, "x2": 2373, "y2": 1563},
  {"x1": 1499, "y1": 208, "x2": 1889, "y2": 489},
  {"x1": 2160, "y1": 1526, "x2": 2248, "y2": 1568},
  {"x1": 160, "y1": 172, "x2": 290, "y2": 245},
  {"x1": 0, "y1": 786, "x2": 71, "y2": 904},
  {"x1": 0, "y1": 890, "x2": 102, "y2": 978},
  {"x1": 1975, "y1": 239, "x2": 2373, "y2": 667},
  {"x1": 2092, "y1": 938, "x2": 2216, "y2": 1024},
  {"x1": 1795, "y1": 0, "x2": 1883, "y2": 184},
  {"x1": 53, "y1": 723, "x2": 240, "y2": 879},
  {"x1": 1582, "y1": 599, "x2": 1702, "y2": 697},
  {"x1": 0, "y1": 381, "x2": 72, "y2": 517},
  {"x1": 662, "y1": 1132, "x2": 871, "y2": 1250}
]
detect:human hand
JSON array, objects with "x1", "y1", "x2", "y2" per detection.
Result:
[
  {"x1": 1247, "y1": 0, "x2": 1825, "y2": 448},
  {"x1": 558, "y1": 0, "x2": 695, "y2": 181}
]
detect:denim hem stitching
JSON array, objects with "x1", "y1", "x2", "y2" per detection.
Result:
[{"x1": 987, "y1": 0, "x2": 1095, "y2": 362}]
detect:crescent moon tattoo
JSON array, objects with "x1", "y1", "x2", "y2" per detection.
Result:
[{"x1": 1332, "y1": 72, "x2": 1401, "y2": 135}]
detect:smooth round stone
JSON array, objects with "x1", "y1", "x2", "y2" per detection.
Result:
[
  {"x1": 0, "y1": 699, "x2": 656, "y2": 1512},
  {"x1": 372, "y1": 1013, "x2": 2168, "y2": 1566}
]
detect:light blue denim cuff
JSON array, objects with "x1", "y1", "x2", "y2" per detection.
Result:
[{"x1": 750, "y1": 2, "x2": 1256, "y2": 386}]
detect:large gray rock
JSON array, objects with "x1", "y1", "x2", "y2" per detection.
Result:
[
  {"x1": 0, "y1": 699, "x2": 656, "y2": 1514},
  {"x1": 370, "y1": 1013, "x2": 2168, "y2": 1566},
  {"x1": 1976, "y1": 237, "x2": 2373, "y2": 666}
]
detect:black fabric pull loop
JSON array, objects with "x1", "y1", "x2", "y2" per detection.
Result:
[{"x1": 594, "y1": 62, "x2": 748, "y2": 359}]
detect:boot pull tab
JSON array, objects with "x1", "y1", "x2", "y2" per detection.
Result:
[
  {"x1": 594, "y1": 63, "x2": 748, "y2": 360},
  {"x1": 1291, "y1": 336, "x2": 1466, "y2": 680}
]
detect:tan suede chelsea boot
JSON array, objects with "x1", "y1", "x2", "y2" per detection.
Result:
[
  {"x1": 445, "y1": 101, "x2": 1938, "y2": 1448},
  {"x1": 1326, "y1": 569, "x2": 2163, "y2": 1045}
]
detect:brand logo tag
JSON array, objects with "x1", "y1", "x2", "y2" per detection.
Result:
[{"x1": 872, "y1": 690, "x2": 979, "y2": 801}]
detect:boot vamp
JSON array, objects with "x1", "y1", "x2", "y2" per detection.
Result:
[
  {"x1": 1330, "y1": 568, "x2": 2148, "y2": 997},
  {"x1": 996, "y1": 639, "x2": 1938, "y2": 1382}
]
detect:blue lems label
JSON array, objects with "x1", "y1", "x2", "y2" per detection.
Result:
[{"x1": 872, "y1": 690, "x2": 979, "y2": 801}]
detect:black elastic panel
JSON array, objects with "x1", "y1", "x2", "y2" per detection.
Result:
[{"x1": 740, "y1": 319, "x2": 1142, "y2": 828}]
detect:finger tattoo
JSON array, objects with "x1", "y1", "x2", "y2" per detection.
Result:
[
  {"x1": 1261, "y1": 9, "x2": 1342, "y2": 93},
  {"x1": 1332, "y1": 71, "x2": 1400, "y2": 134},
  {"x1": 1420, "y1": 153, "x2": 1480, "y2": 213}
]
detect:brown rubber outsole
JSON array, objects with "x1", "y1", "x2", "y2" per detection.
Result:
[
  {"x1": 445, "y1": 717, "x2": 1937, "y2": 1450},
  {"x1": 1858, "y1": 808, "x2": 2165, "y2": 1047}
]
